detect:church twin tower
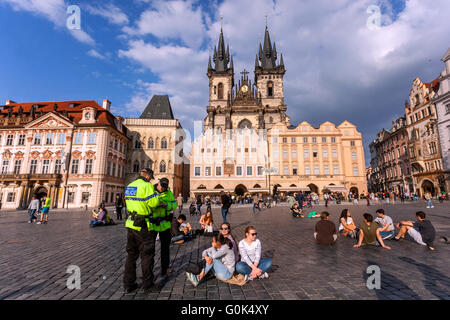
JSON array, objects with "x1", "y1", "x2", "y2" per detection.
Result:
[{"x1": 205, "y1": 26, "x2": 289, "y2": 131}]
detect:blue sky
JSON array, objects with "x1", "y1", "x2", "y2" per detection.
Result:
[{"x1": 1, "y1": 0, "x2": 449, "y2": 166}]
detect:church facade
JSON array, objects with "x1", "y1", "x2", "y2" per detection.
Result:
[{"x1": 190, "y1": 26, "x2": 367, "y2": 198}]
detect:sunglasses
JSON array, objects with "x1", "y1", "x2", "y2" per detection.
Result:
[
  {"x1": 220, "y1": 227, "x2": 229, "y2": 231},
  {"x1": 250, "y1": 232, "x2": 258, "y2": 236}
]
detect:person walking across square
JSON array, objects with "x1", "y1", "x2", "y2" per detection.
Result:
[
  {"x1": 27, "y1": 195, "x2": 40, "y2": 223},
  {"x1": 36, "y1": 194, "x2": 51, "y2": 224}
]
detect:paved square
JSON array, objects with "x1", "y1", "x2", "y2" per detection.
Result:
[{"x1": 0, "y1": 201, "x2": 449, "y2": 300}]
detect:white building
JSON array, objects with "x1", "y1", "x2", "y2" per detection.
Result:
[
  {"x1": 434, "y1": 48, "x2": 450, "y2": 193},
  {"x1": 0, "y1": 99, "x2": 129, "y2": 210}
]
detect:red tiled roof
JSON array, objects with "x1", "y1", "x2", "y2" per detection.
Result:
[
  {"x1": 424, "y1": 76, "x2": 440, "y2": 88},
  {"x1": 0, "y1": 100, "x2": 127, "y2": 136}
]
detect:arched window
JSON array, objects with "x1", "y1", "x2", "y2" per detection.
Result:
[
  {"x1": 133, "y1": 161, "x2": 139, "y2": 173},
  {"x1": 160, "y1": 160, "x2": 166, "y2": 173},
  {"x1": 134, "y1": 137, "x2": 141, "y2": 149},
  {"x1": 267, "y1": 81, "x2": 273, "y2": 97},
  {"x1": 218, "y1": 83, "x2": 224, "y2": 99},
  {"x1": 161, "y1": 137, "x2": 167, "y2": 149},
  {"x1": 148, "y1": 138, "x2": 154, "y2": 149},
  {"x1": 238, "y1": 119, "x2": 252, "y2": 129},
  {"x1": 147, "y1": 159, "x2": 153, "y2": 169}
]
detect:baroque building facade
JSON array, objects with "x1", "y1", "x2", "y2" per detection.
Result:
[
  {"x1": 124, "y1": 95, "x2": 185, "y2": 198},
  {"x1": 190, "y1": 26, "x2": 367, "y2": 198},
  {"x1": 434, "y1": 48, "x2": 450, "y2": 193},
  {"x1": 368, "y1": 117, "x2": 411, "y2": 193},
  {"x1": 405, "y1": 77, "x2": 444, "y2": 196},
  {"x1": 0, "y1": 99, "x2": 129, "y2": 209}
]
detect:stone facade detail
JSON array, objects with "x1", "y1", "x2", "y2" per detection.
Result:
[{"x1": 0, "y1": 100, "x2": 129, "y2": 210}]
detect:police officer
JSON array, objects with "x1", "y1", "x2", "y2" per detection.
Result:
[
  {"x1": 152, "y1": 177, "x2": 177, "y2": 282},
  {"x1": 123, "y1": 168, "x2": 160, "y2": 294}
]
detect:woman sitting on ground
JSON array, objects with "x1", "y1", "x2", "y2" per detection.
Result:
[
  {"x1": 90, "y1": 207, "x2": 107, "y2": 227},
  {"x1": 236, "y1": 226, "x2": 272, "y2": 281},
  {"x1": 220, "y1": 222, "x2": 240, "y2": 264},
  {"x1": 291, "y1": 203, "x2": 304, "y2": 218},
  {"x1": 186, "y1": 233, "x2": 235, "y2": 287},
  {"x1": 200, "y1": 209, "x2": 214, "y2": 234},
  {"x1": 339, "y1": 209, "x2": 358, "y2": 238}
]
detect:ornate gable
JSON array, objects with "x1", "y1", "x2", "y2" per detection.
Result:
[
  {"x1": 42, "y1": 150, "x2": 53, "y2": 159},
  {"x1": 2, "y1": 150, "x2": 12, "y2": 160},
  {"x1": 25, "y1": 112, "x2": 74, "y2": 130}
]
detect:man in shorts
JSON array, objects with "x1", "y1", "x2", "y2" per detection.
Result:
[
  {"x1": 394, "y1": 211, "x2": 436, "y2": 250},
  {"x1": 37, "y1": 194, "x2": 51, "y2": 224},
  {"x1": 374, "y1": 208, "x2": 395, "y2": 239}
]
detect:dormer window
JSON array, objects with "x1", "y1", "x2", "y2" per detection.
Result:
[{"x1": 85, "y1": 112, "x2": 91, "y2": 120}]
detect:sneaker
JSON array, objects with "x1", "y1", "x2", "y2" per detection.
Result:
[
  {"x1": 261, "y1": 272, "x2": 269, "y2": 279},
  {"x1": 244, "y1": 274, "x2": 253, "y2": 281},
  {"x1": 139, "y1": 285, "x2": 159, "y2": 294},
  {"x1": 427, "y1": 246, "x2": 435, "y2": 251},
  {"x1": 124, "y1": 283, "x2": 138, "y2": 294},
  {"x1": 28, "y1": 221, "x2": 32, "y2": 223},
  {"x1": 431, "y1": 206, "x2": 434, "y2": 208},
  {"x1": 36, "y1": 222, "x2": 42, "y2": 225},
  {"x1": 186, "y1": 272, "x2": 199, "y2": 287}
]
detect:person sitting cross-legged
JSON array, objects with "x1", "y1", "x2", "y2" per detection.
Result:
[
  {"x1": 374, "y1": 208, "x2": 395, "y2": 240},
  {"x1": 186, "y1": 233, "x2": 235, "y2": 287},
  {"x1": 291, "y1": 203, "x2": 304, "y2": 218},
  {"x1": 339, "y1": 209, "x2": 358, "y2": 238},
  {"x1": 236, "y1": 226, "x2": 272, "y2": 281},
  {"x1": 171, "y1": 214, "x2": 192, "y2": 244},
  {"x1": 394, "y1": 211, "x2": 436, "y2": 251},
  {"x1": 353, "y1": 213, "x2": 391, "y2": 250},
  {"x1": 314, "y1": 211, "x2": 337, "y2": 245},
  {"x1": 90, "y1": 207, "x2": 107, "y2": 227}
]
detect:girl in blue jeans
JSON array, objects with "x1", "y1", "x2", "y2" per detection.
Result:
[
  {"x1": 186, "y1": 233, "x2": 235, "y2": 287},
  {"x1": 236, "y1": 226, "x2": 272, "y2": 281}
]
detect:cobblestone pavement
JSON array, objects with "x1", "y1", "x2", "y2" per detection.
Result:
[{"x1": 0, "y1": 201, "x2": 449, "y2": 300}]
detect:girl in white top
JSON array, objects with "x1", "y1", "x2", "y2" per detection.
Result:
[
  {"x1": 339, "y1": 209, "x2": 357, "y2": 238},
  {"x1": 236, "y1": 226, "x2": 272, "y2": 281}
]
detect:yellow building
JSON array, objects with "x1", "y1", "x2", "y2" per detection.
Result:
[{"x1": 268, "y1": 121, "x2": 367, "y2": 198}]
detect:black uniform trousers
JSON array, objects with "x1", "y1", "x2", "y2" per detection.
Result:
[
  {"x1": 123, "y1": 226, "x2": 172, "y2": 290},
  {"x1": 116, "y1": 206, "x2": 123, "y2": 220}
]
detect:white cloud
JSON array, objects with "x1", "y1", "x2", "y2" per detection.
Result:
[
  {"x1": 85, "y1": 3, "x2": 129, "y2": 26},
  {"x1": 2, "y1": 0, "x2": 95, "y2": 45},
  {"x1": 123, "y1": 0, "x2": 206, "y2": 49},
  {"x1": 87, "y1": 49, "x2": 106, "y2": 60},
  {"x1": 70, "y1": 29, "x2": 95, "y2": 46}
]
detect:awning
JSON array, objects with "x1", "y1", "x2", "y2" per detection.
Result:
[
  {"x1": 248, "y1": 189, "x2": 270, "y2": 193},
  {"x1": 322, "y1": 185, "x2": 347, "y2": 192},
  {"x1": 192, "y1": 189, "x2": 233, "y2": 194},
  {"x1": 278, "y1": 186, "x2": 311, "y2": 192}
]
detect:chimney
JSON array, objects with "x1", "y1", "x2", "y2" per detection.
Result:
[
  {"x1": 5, "y1": 99, "x2": 16, "y2": 105},
  {"x1": 102, "y1": 99, "x2": 111, "y2": 111}
]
